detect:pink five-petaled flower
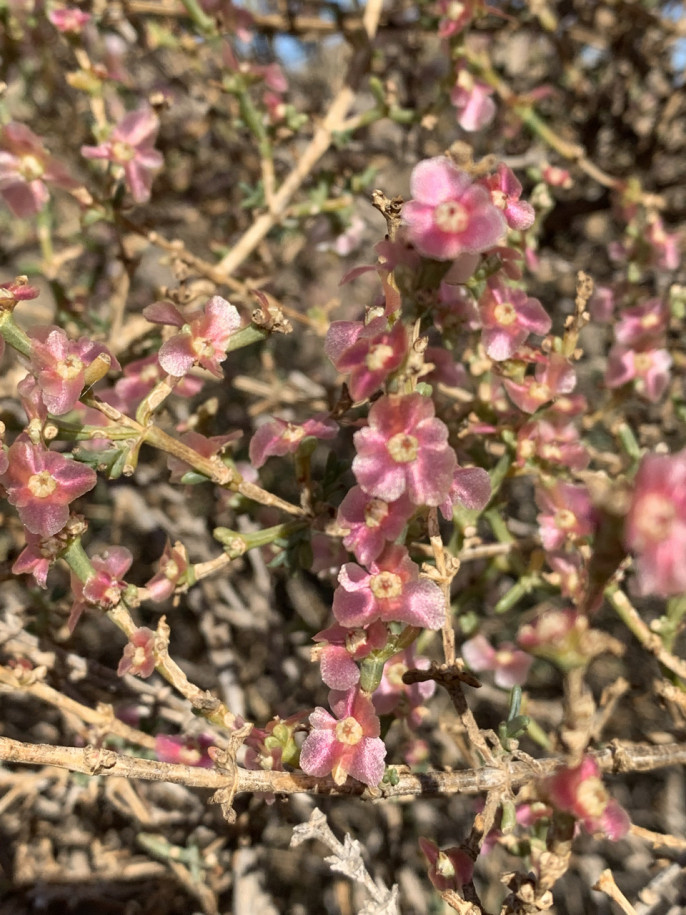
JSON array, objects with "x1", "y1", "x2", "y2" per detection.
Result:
[
  {"x1": 48, "y1": 7, "x2": 91, "y2": 32},
  {"x1": 117, "y1": 627, "x2": 156, "y2": 678},
  {"x1": 0, "y1": 437, "x2": 97, "y2": 538},
  {"x1": 624, "y1": 450, "x2": 686, "y2": 596},
  {"x1": 299, "y1": 687, "x2": 386, "y2": 787},
  {"x1": 461, "y1": 634, "x2": 533, "y2": 689},
  {"x1": 324, "y1": 315, "x2": 408, "y2": 403},
  {"x1": 478, "y1": 282, "x2": 551, "y2": 361},
  {"x1": 145, "y1": 539, "x2": 190, "y2": 602},
  {"x1": 353, "y1": 393, "x2": 457, "y2": 507},
  {"x1": 0, "y1": 123, "x2": 78, "y2": 217},
  {"x1": 403, "y1": 156, "x2": 506, "y2": 261},
  {"x1": 68, "y1": 546, "x2": 132, "y2": 632},
  {"x1": 313, "y1": 620, "x2": 389, "y2": 690},
  {"x1": 337, "y1": 485, "x2": 414, "y2": 566},
  {"x1": 536, "y1": 481, "x2": 596, "y2": 552},
  {"x1": 419, "y1": 838, "x2": 474, "y2": 893},
  {"x1": 605, "y1": 345, "x2": 672, "y2": 403},
  {"x1": 81, "y1": 108, "x2": 163, "y2": 204},
  {"x1": 26, "y1": 325, "x2": 119, "y2": 415},
  {"x1": 143, "y1": 296, "x2": 241, "y2": 378},
  {"x1": 541, "y1": 756, "x2": 630, "y2": 840},
  {"x1": 504, "y1": 354, "x2": 577, "y2": 414},
  {"x1": 483, "y1": 163, "x2": 536, "y2": 231},
  {"x1": 332, "y1": 543, "x2": 445, "y2": 630},
  {"x1": 450, "y1": 67, "x2": 496, "y2": 132},
  {"x1": 155, "y1": 733, "x2": 214, "y2": 768},
  {"x1": 249, "y1": 414, "x2": 338, "y2": 468},
  {"x1": 372, "y1": 646, "x2": 435, "y2": 728}
]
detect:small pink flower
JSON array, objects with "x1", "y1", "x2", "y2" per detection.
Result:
[
  {"x1": 516, "y1": 415, "x2": 589, "y2": 471},
  {"x1": 589, "y1": 285, "x2": 615, "y2": 323},
  {"x1": 536, "y1": 482, "x2": 595, "y2": 551},
  {"x1": 478, "y1": 282, "x2": 550, "y2": 361},
  {"x1": 451, "y1": 68, "x2": 496, "y2": 132},
  {"x1": 299, "y1": 687, "x2": 386, "y2": 786},
  {"x1": 403, "y1": 157, "x2": 506, "y2": 261},
  {"x1": 625, "y1": 450, "x2": 686, "y2": 596},
  {"x1": 68, "y1": 546, "x2": 132, "y2": 632},
  {"x1": 145, "y1": 540, "x2": 190, "y2": 602},
  {"x1": 372, "y1": 647, "x2": 435, "y2": 728},
  {"x1": 517, "y1": 608, "x2": 589, "y2": 670},
  {"x1": 353, "y1": 393, "x2": 457, "y2": 507},
  {"x1": 48, "y1": 7, "x2": 91, "y2": 32},
  {"x1": 646, "y1": 215, "x2": 680, "y2": 271},
  {"x1": 337, "y1": 485, "x2": 414, "y2": 566},
  {"x1": 12, "y1": 530, "x2": 53, "y2": 588},
  {"x1": 244, "y1": 712, "x2": 307, "y2": 774},
  {"x1": 104, "y1": 354, "x2": 204, "y2": 412},
  {"x1": 0, "y1": 275, "x2": 40, "y2": 305},
  {"x1": 313, "y1": 620, "x2": 389, "y2": 690},
  {"x1": 333, "y1": 544, "x2": 445, "y2": 630},
  {"x1": 461, "y1": 634, "x2": 532, "y2": 688},
  {"x1": 0, "y1": 437, "x2": 97, "y2": 537},
  {"x1": 0, "y1": 123, "x2": 78, "y2": 217},
  {"x1": 419, "y1": 838, "x2": 474, "y2": 893},
  {"x1": 155, "y1": 733, "x2": 214, "y2": 767},
  {"x1": 81, "y1": 107, "x2": 163, "y2": 204},
  {"x1": 541, "y1": 756, "x2": 630, "y2": 840},
  {"x1": 614, "y1": 298, "x2": 668, "y2": 347},
  {"x1": 144, "y1": 296, "x2": 241, "y2": 378},
  {"x1": 249, "y1": 414, "x2": 338, "y2": 468},
  {"x1": 542, "y1": 164, "x2": 573, "y2": 188},
  {"x1": 325, "y1": 316, "x2": 408, "y2": 402},
  {"x1": 117, "y1": 627, "x2": 156, "y2": 678},
  {"x1": 483, "y1": 164, "x2": 536, "y2": 231},
  {"x1": 504, "y1": 354, "x2": 576, "y2": 414},
  {"x1": 605, "y1": 345, "x2": 672, "y2": 403},
  {"x1": 26, "y1": 325, "x2": 119, "y2": 415}
]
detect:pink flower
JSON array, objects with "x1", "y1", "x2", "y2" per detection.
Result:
[
  {"x1": 461, "y1": 634, "x2": 533, "y2": 688},
  {"x1": 145, "y1": 540, "x2": 190, "y2": 602},
  {"x1": 104, "y1": 354, "x2": 204, "y2": 412},
  {"x1": 517, "y1": 608, "x2": 589, "y2": 670},
  {"x1": 372, "y1": 647, "x2": 435, "y2": 728},
  {"x1": 541, "y1": 756, "x2": 630, "y2": 840},
  {"x1": 48, "y1": 7, "x2": 91, "y2": 32},
  {"x1": 68, "y1": 546, "x2": 132, "y2": 632},
  {"x1": 332, "y1": 544, "x2": 445, "y2": 630},
  {"x1": 0, "y1": 123, "x2": 78, "y2": 217},
  {"x1": 244, "y1": 712, "x2": 307, "y2": 774},
  {"x1": 81, "y1": 107, "x2": 163, "y2": 204},
  {"x1": 0, "y1": 437, "x2": 96, "y2": 537},
  {"x1": 155, "y1": 733, "x2": 213, "y2": 768},
  {"x1": 536, "y1": 482, "x2": 595, "y2": 551},
  {"x1": 614, "y1": 298, "x2": 668, "y2": 347},
  {"x1": 352, "y1": 393, "x2": 457, "y2": 507},
  {"x1": 504, "y1": 354, "x2": 576, "y2": 414},
  {"x1": 325, "y1": 316, "x2": 408, "y2": 402},
  {"x1": 451, "y1": 69, "x2": 496, "y2": 132},
  {"x1": 299, "y1": 687, "x2": 386, "y2": 786},
  {"x1": 516, "y1": 415, "x2": 589, "y2": 471},
  {"x1": 337, "y1": 485, "x2": 414, "y2": 566},
  {"x1": 625, "y1": 450, "x2": 686, "y2": 596},
  {"x1": 143, "y1": 296, "x2": 241, "y2": 378},
  {"x1": 12, "y1": 531, "x2": 54, "y2": 588},
  {"x1": 25, "y1": 325, "x2": 119, "y2": 415},
  {"x1": 605, "y1": 345, "x2": 672, "y2": 403},
  {"x1": 313, "y1": 621, "x2": 389, "y2": 690},
  {"x1": 403, "y1": 157, "x2": 506, "y2": 261},
  {"x1": 249, "y1": 414, "x2": 338, "y2": 468},
  {"x1": 418, "y1": 838, "x2": 474, "y2": 893},
  {"x1": 483, "y1": 164, "x2": 536, "y2": 231},
  {"x1": 478, "y1": 282, "x2": 550, "y2": 361},
  {"x1": 117, "y1": 627, "x2": 156, "y2": 678}
]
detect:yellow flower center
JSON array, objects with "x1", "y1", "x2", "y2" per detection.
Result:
[
  {"x1": 435, "y1": 200, "x2": 468, "y2": 234},
  {"x1": 345, "y1": 628, "x2": 369, "y2": 653},
  {"x1": 57, "y1": 353, "x2": 84, "y2": 381},
  {"x1": 365, "y1": 498, "x2": 389, "y2": 528},
  {"x1": 282, "y1": 424, "x2": 305, "y2": 444},
  {"x1": 387, "y1": 432, "x2": 419, "y2": 463},
  {"x1": 555, "y1": 508, "x2": 576, "y2": 530},
  {"x1": 386, "y1": 661, "x2": 406, "y2": 688},
  {"x1": 494, "y1": 301, "x2": 517, "y2": 326},
  {"x1": 633, "y1": 352, "x2": 653, "y2": 374},
  {"x1": 366, "y1": 343, "x2": 394, "y2": 372},
  {"x1": 577, "y1": 777, "x2": 607, "y2": 817},
  {"x1": 27, "y1": 471, "x2": 57, "y2": 498},
  {"x1": 370, "y1": 570, "x2": 403, "y2": 599},
  {"x1": 334, "y1": 716, "x2": 363, "y2": 746},
  {"x1": 20, "y1": 153, "x2": 45, "y2": 182},
  {"x1": 111, "y1": 139, "x2": 136, "y2": 163}
]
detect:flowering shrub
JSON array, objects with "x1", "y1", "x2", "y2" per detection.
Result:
[{"x1": 0, "y1": 2, "x2": 684, "y2": 913}]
